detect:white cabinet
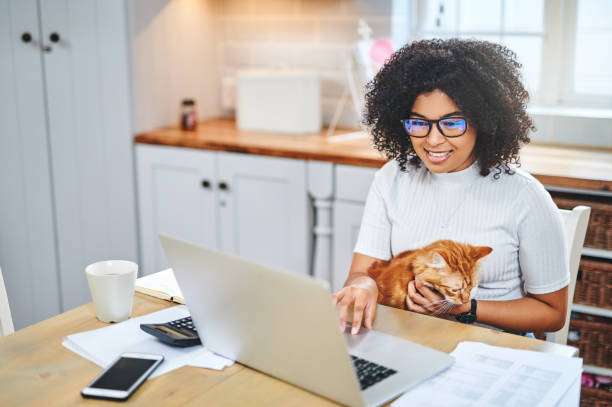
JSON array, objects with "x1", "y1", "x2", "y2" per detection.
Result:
[
  {"x1": 0, "y1": 0, "x2": 137, "y2": 329},
  {"x1": 137, "y1": 145, "x2": 219, "y2": 276},
  {"x1": 136, "y1": 145, "x2": 310, "y2": 276},
  {"x1": 216, "y1": 153, "x2": 310, "y2": 274}
]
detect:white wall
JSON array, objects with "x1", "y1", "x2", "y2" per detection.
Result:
[{"x1": 129, "y1": 0, "x2": 221, "y2": 133}]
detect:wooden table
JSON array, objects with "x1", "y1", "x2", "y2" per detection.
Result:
[{"x1": 0, "y1": 293, "x2": 578, "y2": 406}]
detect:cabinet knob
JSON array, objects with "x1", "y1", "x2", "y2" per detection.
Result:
[
  {"x1": 49, "y1": 32, "x2": 60, "y2": 43},
  {"x1": 21, "y1": 31, "x2": 51, "y2": 52},
  {"x1": 218, "y1": 182, "x2": 229, "y2": 191},
  {"x1": 201, "y1": 180, "x2": 211, "y2": 189}
]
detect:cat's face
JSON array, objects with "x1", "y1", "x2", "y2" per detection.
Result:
[{"x1": 414, "y1": 243, "x2": 492, "y2": 304}]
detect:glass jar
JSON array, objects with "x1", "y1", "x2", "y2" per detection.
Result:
[{"x1": 180, "y1": 99, "x2": 198, "y2": 131}]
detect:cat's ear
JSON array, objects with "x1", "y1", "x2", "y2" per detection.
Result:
[
  {"x1": 471, "y1": 246, "x2": 493, "y2": 261},
  {"x1": 427, "y1": 252, "x2": 447, "y2": 270}
]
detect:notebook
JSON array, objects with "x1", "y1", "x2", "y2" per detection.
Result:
[{"x1": 135, "y1": 268, "x2": 184, "y2": 304}]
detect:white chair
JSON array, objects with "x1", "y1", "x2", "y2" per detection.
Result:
[
  {"x1": 0, "y1": 266, "x2": 15, "y2": 336},
  {"x1": 546, "y1": 206, "x2": 591, "y2": 345}
]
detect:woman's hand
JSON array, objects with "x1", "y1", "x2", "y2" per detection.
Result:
[
  {"x1": 333, "y1": 275, "x2": 378, "y2": 335},
  {"x1": 406, "y1": 279, "x2": 467, "y2": 316}
]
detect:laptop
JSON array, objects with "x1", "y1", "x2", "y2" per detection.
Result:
[{"x1": 160, "y1": 235, "x2": 454, "y2": 407}]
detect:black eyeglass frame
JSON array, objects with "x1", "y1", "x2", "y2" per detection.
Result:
[{"x1": 399, "y1": 117, "x2": 468, "y2": 138}]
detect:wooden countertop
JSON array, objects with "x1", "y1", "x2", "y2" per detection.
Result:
[{"x1": 135, "y1": 118, "x2": 612, "y2": 192}]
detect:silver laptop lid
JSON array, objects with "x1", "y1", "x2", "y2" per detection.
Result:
[{"x1": 160, "y1": 235, "x2": 365, "y2": 407}]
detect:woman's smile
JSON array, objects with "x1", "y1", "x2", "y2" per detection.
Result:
[{"x1": 424, "y1": 148, "x2": 453, "y2": 163}]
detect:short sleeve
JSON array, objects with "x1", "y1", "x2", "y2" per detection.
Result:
[
  {"x1": 516, "y1": 181, "x2": 570, "y2": 294},
  {"x1": 353, "y1": 175, "x2": 392, "y2": 260}
]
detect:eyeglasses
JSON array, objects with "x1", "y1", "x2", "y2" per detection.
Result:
[{"x1": 400, "y1": 117, "x2": 468, "y2": 138}]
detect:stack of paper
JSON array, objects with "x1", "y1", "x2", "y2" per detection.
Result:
[
  {"x1": 63, "y1": 306, "x2": 233, "y2": 378},
  {"x1": 135, "y1": 268, "x2": 184, "y2": 304},
  {"x1": 392, "y1": 342, "x2": 582, "y2": 407}
]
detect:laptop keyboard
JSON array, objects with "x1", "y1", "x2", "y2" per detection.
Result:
[{"x1": 350, "y1": 355, "x2": 397, "y2": 391}]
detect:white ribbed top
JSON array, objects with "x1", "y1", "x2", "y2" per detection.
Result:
[{"x1": 354, "y1": 160, "x2": 569, "y2": 301}]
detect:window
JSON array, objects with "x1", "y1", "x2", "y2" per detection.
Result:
[
  {"x1": 571, "y1": 0, "x2": 612, "y2": 99},
  {"x1": 395, "y1": 0, "x2": 612, "y2": 109}
]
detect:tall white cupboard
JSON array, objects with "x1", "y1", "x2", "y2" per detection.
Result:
[{"x1": 0, "y1": 0, "x2": 138, "y2": 329}]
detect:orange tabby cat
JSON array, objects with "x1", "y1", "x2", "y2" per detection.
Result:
[{"x1": 367, "y1": 240, "x2": 492, "y2": 310}]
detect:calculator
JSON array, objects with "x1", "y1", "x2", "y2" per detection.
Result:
[{"x1": 140, "y1": 316, "x2": 202, "y2": 347}]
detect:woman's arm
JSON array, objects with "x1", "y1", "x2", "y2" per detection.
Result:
[
  {"x1": 332, "y1": 253, "x2": 379, "y2": 335},
  {"x1": 407, "y1": 280, "x2": 568, "y2": 332}
]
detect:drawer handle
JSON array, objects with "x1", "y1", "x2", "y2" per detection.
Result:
[
  {"x1": 218, "y1": 182, "x2": 229, "y2": 191},
  {"x1": 201, "y1": 180, "x2": 211, "y2": 189}
]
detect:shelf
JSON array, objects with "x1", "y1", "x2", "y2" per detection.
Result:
[
  {"x1": 584, "y1": 365, "x2": 612, "y2": 376},
  {"x1": 583, "y1": 248, "x2": 612, "y2": 260},
  {"x1": 572, "y1": 304, "x2": 612, "y2": 318}
]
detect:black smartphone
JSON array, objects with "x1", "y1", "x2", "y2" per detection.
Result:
[{"x1": 81, "y1": 352, "x2": 164, "y2": 401}]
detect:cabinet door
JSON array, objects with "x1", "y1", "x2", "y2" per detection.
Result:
[
  {"x1": 217, "y1": 153, "x2": 310, "y2": 275},
  {"x1": 39, "y1": 0, "x2": 138, "y2": 310},
  {"x1": 332, "y1": 201, "x2": 366, "y2": 292},
  {"x1": 0, "y1": 0, "x2": 61, "y2": 329},
  {"x1": 137, "y1": 145, "x2": 218, "y2": 275}
]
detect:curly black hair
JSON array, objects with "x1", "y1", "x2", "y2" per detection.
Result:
[{"x1": 363, "y1": 38, "x2": 534, "y2": 177}]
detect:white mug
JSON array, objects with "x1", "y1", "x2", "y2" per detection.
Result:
[{"x1": 85, "y1": 260, "x2": 138, "y2": 323}]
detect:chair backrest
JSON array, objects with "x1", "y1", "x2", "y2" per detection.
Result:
[
  {"x1": 546, "y1": 206, "x2": 591, "y2": 345},
  {"x1": 0, "y1": 266, "x2": 15, "y2": 336}
]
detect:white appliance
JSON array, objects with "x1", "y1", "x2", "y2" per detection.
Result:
[{"x1": 237, "y1": 70, "x2": 321, "y2": 134}]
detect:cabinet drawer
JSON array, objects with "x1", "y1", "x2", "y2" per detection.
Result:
[{"x1": 335, "y1": 165, "x2": 377, "y2": 202}]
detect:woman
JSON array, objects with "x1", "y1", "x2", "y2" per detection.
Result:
[{"x1": 334, "y1": 39, "x2": 568, "y2": 336}]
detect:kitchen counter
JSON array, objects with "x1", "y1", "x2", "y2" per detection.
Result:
[{"x1": 135, "y1": 118, "x2": 612, "y2": 192}]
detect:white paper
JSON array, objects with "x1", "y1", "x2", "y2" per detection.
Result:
[
  {"x1": 556, "y1": 374, "x2": 581, "y2": 407},
  {"x1": 62, "y1": 305, "x2": 233, "y2": 378},
  {"x1": 392, "y1": 342, "x2": 582, "y2": 407},
  {"x1": 135, "y1": 268, "x2": 184, "y2": 303}
]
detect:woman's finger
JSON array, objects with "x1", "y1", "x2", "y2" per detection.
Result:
[
  {"x1": 405, "y1": 291, "x2": 428, "y2": 313},
  {"x1": 336, "y1": 293, "x2": 353, "y2": 332},
  {"x1": 415, "y1": 279, "x2": 444, "y2": 302},
  {"x1": 351, "y1": 295, "x2": 367, "y2": 335},
  {"x1": 407, "y1": 280, "x2": 429, "y2": 306},
  {"x1": 414, "y1": 279, "x2": 445, "y2": 312},
  {"x1": 364, "y1": 300, "x2": 376, "y2": 330},
  {"x1": 332, "y1": 290, "x2": 344, "y2": 306}
]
